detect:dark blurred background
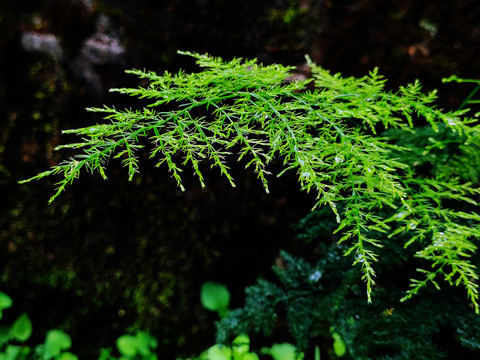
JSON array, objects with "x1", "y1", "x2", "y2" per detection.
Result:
[{"x1": 1, "y1": 0, "x2": 480, "y2": 358}]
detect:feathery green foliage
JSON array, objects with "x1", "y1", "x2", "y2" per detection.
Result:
[{"x1": 19, "y1": 51, "x2": 480, "y2": 311}]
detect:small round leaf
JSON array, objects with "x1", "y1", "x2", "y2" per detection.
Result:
[
  {"x1": 10, "y1": 314, "x2": 32, "y2": 342},
  {"x1": 117, "y1": 335, "x2": 138, "y2": 356},
  {"x1": 200, "y1": 282, "x2": 230, "y2": 312},
  {"x1": 206, "y1": 344, "x2": 231, "y2": 360},
  {"x1": 45, "y1": 330, "x2": 72, "y2": 356},
  {"x1": 261, "y1": 343, "x2": 303, "y2": 360},
  {"x1": 0, "y1": 292, "x2": 12, "y2": 311}
]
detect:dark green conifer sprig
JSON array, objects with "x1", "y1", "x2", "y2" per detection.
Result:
[{"x1": 19, "y1": 51, "x2": 480, "y2": 309}]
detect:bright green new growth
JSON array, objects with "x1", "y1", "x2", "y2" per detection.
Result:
[{"x1": 20, "y1": 51, "x2": 480, "y2": 311}]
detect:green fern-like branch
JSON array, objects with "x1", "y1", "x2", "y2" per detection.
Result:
[{"x1": 19, "y1": 51, "x2": 480, "y2": 309}]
